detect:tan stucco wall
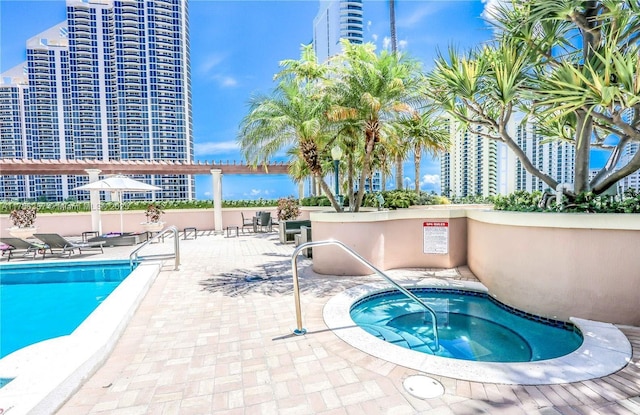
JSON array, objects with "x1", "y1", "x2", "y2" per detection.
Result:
[
  {"x1": 466, "y1": 211, "x2": 640, "y2": 326},
  {"x1": 310, "y1": 209, "x2": 468, "y2": 275}
]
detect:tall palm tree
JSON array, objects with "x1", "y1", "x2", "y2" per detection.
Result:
[
  {"x1": 399, "y1": 106, "x2": 450, "y2": 193},
  {"x1": 389, "y1": 0, "x2": 405, "y2": 190},
  {"x1": 237, "y1": 79, "x2": 343, "y2": 211},
  {"x1": 327, "y1": 40, "x2": 424, "y2": 211}
]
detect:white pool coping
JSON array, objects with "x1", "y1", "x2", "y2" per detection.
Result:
[
  {"x1": 323, "y1": 279, "x2": 633, "y2": 385},
  {"x1": 0, "y1": 261, "x2": 161, "y2": 415}
]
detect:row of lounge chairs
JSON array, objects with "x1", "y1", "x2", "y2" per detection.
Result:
[{"x1": 0, "y1": 233, "x2": 105, "y2": 261}]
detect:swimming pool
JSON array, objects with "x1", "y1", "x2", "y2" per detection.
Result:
[
  {"x1": 350, "y1": 288, "x2": 583, "y2": 362},
  {"x1": 0, "y1": 260, "x2": 133, "y2": 359}
]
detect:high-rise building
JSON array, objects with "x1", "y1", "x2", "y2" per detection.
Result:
[
  {"x1": 617, "y1": 109, "x2": 639, "y2": 193},
  {"x1": 0, "y1": 0, "x2": 193, "y2": 201},
  {"x1": 440, "y1": 118, "x2": 498, "y2": 198},
  {"x1": 312, "y1": 0, "x2": 379, "y2": 195},
  {"x1": 312, "y1": 0, "x2": 363, "y2": 64},
  {"x1": 504, "y1": 119, "x2": 576, "y2": 194}
]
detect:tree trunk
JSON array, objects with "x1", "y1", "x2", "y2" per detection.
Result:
[
  {"x1": 395, "y1": 154, "x2": 403, "y2": 189},
  {"x1": 348, "y1": 155, "x2": 355, "y2": 211},
  {"x1": 574, "y1": 111, "x2": 592, "y2": 194},
  {"x1": 414, "y1": 146, "x2": 421, "y2": 194}
]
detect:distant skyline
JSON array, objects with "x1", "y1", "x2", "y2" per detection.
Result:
[{"x1": 1, "y1": 0, "x2": 494, "y2": 199}]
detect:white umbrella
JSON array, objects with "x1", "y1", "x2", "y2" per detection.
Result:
[{"x1": 74, "y1": 175, "x2": 161, "y2": 233}]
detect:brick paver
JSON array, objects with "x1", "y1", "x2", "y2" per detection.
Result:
[{"x1": 55, "y1": 232, "x2": 640, "y2": 414}]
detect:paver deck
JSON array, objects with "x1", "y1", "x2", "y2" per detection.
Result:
[{"x1": 47, "y1": 232, "x2": 640, "y2": 414}]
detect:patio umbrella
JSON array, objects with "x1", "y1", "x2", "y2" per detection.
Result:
[{"x1": 74, "y1": 175, "x2": 161, "y2": 233}]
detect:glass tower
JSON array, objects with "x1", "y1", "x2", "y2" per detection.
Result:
[{"x1": 0, "y1": 0, "x2": 193, "y2": 201}]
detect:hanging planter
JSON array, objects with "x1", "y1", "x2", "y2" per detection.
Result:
[{"x1": 8, "y1": 206, "x2": 37, "y2": 239}]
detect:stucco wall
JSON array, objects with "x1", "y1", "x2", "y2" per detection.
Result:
[
  {"x1": 310, "y1": 209, "x2": 468, "y2": 275},
  {"x1": 0, "y1": 207, "x2": 313, "y2": 237},
  {"x1": 466, "y1": 211, "x2": 640, "y2": 326}
]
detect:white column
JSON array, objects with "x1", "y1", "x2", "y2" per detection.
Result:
[
  {"x1": 85, "y1": 169, "x2": 102, "y2": 234},
  {"x1": 298, "y1": 181, "x2": 304, "y2": 201},
  {"x1": 211, "y1": 169, "x2": 223, "y2": 234}
]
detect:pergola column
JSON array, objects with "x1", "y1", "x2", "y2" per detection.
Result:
[
  {"x1": 85, "y1": 169, "x2": 102, "y2": 234},
  {"x1": 211, "y1": 169, "x2": 223, "y2": 234}
]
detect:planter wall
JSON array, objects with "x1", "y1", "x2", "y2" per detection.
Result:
[
  {"x1": 310, "y1": 209, "x2": 468, "y2": 276},
  {"x1": 466, "y1": 211, "x2": 640, "y2": 326}
]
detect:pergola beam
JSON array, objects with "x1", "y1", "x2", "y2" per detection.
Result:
[{"x1": 0, "y1": 159, "x2": 289, "y2": 175}]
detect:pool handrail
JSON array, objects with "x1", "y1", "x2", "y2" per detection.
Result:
[
  {"x1": 129, "y1": 226, "x2": 180, "y2": 270},
  {"x1": 291, "y1": 239, "x2": 439, "y2": 352}
]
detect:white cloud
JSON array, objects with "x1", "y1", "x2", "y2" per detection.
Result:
[
  {"x1": 382, "y1": 36, "x2": 391, "y2": 50},
  {"x1": 198, "y1": 54, "x2": 225, "y2": 74},
  {"x1": 198, "y1": 53, "x2": 238, "y2": 88},
  {"x1": 481, "y1": 0, "x2": 509, "y2": 34},
  {"x1": 371, "y1": 33, "x2": 378, "y2": 42},
  {"x1": 194, "y1": 140, "x2": 239, "y2": 156},
  {"x1": 397, "y1": 3, "x2": 444, "y2": 28},
  {"x1": 247, "y1": 189, "x2": 271, "y2": 197},
  {"x1": 398, "y1": 40, "x2": 408, "y2": 50},
  {"x1": 213, "y1": 75, "x2": 238, "y2": 88},
  {"x1": 421, "y1": 174, "x2": 440, "y2": 185}
]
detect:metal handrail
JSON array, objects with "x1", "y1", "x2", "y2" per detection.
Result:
[
  {"x1": 129, "y1": 225, "x2": 180, "y2": 270},
  {"x1": 291, "y1": 239, "x2": 439, "y2": 351}
]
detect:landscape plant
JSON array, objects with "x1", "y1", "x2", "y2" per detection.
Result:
[
  {"x1": 9, "y1": 205, "x2": 37, "y2": 228},
  {"x1": 144, "y1": 203, "x2": 165, "y2": 223},
  {"x1": 427, "y1": 0, "x2": 640, "y2": 199},
  {"x1": 276, "y1": 197, "x2": 300, "y2": 221}
]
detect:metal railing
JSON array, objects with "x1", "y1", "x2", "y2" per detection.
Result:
[
  {"x1": 291, "y1": 239, "x2": 439, "y2": 351},
  {"x1": 129, "y1": 226, "x2": 180, "y2": 270}
]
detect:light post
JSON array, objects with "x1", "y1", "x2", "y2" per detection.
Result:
[{"x1": 331, "y1": 145, "x2": 343, "y2": 207}]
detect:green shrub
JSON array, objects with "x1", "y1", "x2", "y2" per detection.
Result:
[
  {"x1": 492, "y1": 189, "x2": 640, "y2": 213},
  {"x1": 301, "y1": 196, "x2": 331, "y2": 206}
]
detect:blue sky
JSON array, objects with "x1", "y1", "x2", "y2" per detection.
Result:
[{"x1": 1, "y1": 0, "x2": 494, "y2": 200}]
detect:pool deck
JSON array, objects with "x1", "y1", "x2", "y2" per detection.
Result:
[{"x1": 10, "y1": 231, "x2": 639, "y2": 414}]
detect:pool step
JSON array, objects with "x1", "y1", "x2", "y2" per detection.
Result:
[{"x1": 133, "y1": 253, "x2": 176, "y2": 262}]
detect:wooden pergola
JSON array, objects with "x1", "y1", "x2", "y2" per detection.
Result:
[
  {"x1": 0, "y1": 159, "x2": 293, "y2": 234},
  {"x1": 0, "y1": 159, "x2": 289, "y2": 175}
]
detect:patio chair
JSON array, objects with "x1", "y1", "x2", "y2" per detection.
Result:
[
  {"x1": 0, "y1": 237, "x2": 50, "y2": 261},
  {"x1": 241, "y1": 212, "x2": 256, "y2": 233},
  {"x1": 256, "y1": 211, "x2": 272, "y2": 232},
  {"x1": 34, "y1": 233, "x2": 105, "y2": 258}
]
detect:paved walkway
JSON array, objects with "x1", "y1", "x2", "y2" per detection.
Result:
[{"x1": 56, "y1": 232, "x2": 640, "y2": 414}]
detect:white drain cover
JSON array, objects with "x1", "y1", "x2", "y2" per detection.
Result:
[{"x1": 403, "y1": 375, "x2": 444, "y2": 399}]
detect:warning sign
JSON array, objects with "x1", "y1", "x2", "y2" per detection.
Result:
[{"x1": 423, "y1": 221, "x2": 449, "y2": 254}]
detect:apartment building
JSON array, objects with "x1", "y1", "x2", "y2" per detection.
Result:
[{"x1": 0, "y1": 0, "x2": 193, "y2": 201}]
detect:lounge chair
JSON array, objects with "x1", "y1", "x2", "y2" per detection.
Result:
[
  {"x1": 0, "y1": 237, "x2": 50, "y2": 261},
  {"x1": 34, "y1": 233, "x2": 105, "y2": 257}
]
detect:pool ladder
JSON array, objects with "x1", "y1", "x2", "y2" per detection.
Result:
[
  {"x1": 129, "y1": 226, "x2": 181, "y2": 270},
  {"x1": 291, "y1": 240, "x2": 440, "y2": 352}
]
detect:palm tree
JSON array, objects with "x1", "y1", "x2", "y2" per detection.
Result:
[
  {"x1": 238, "y1": 79, "x2": 343, "y2": 211},
  {"x1": 389, "y1": 0, "x2": 405, "y2": 190},
  {"x1": 326, "y1": 40, "x2": 424, "y2": 211},
  {"x1": 399, "y1": 106, "x2": 450, "y2": 193}
]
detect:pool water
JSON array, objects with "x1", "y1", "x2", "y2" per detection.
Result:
[
  {"x1": 0, "y1": 261, "x2": 132, "y2": 359},
  {"x1": 350, "y1": 289, "x2": 583, "y2": 362}
]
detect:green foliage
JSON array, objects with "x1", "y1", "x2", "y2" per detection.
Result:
[
  {"x1": 416, "y1": 192, "x2": 450, "y2": 206},
  {"x1": 492, "y1": 191, "x2": 545, "y2": 212},
  {"x1": 448, "y1": 195, "x2": 494, "y2": 205},
  {"x1": 300, "y1": 196, "x2": 331, "y2": 206},
  {"x1": 361, "y1": 190, "x2": 417, "y2": 209},
  {"x1": 276, "y1": 197, "x2": 301, "y2": 221},
  {"x1": 0, "y1": 199, "x2": 278, "y2": 214},
  {"x1": 492, "y1": 190, "x2": 640, "y2": 213}
]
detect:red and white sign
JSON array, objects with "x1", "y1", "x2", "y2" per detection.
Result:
[{"x1": 423, "y1": 221, "x2": 449, "y2": 254}]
